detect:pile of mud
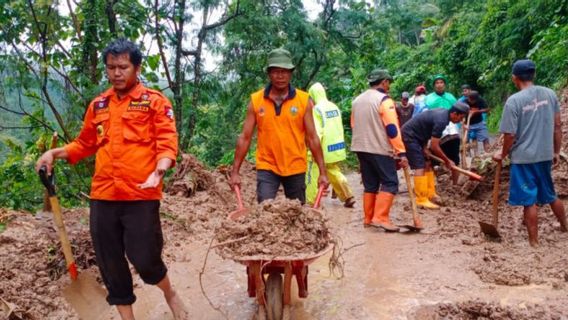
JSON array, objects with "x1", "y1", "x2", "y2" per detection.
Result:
[
  {"x1": 162, "y1": 155, "x2": 257, "y2": 240},
  {"x1": 0, "y1": 208, "x2": 94, "y2": 320},
  {"x1": 215, "y1": 197, "x2": 332, "y2": 259},
  {"x1": 411, "y1": 299, "x2": 566, "y2": 320}
]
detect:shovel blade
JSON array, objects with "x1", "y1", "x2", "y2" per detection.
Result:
[
  {"x1": 228, "y1": 208, "x2": 250, "y2": 220},
  {"x1": 479, "y1": 221, "x2": 501, "y2": 239},
  {"x1": 63, "y1": 270, "x2": 109, "y2": 320},
  {"x1": 397, "y1": 224, "x2": 423, "y2": 232}
]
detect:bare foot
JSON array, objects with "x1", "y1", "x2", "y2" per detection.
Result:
[{"x1": 166, "y1": 291, "x2": 189, "y2": 320}]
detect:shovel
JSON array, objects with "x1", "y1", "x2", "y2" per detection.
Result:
[
  {"x1": 38, "y1": 165, "x2": 78, "y2": 281},
  {"x1": 429, "y1": 154, "x2": 484, "y2": 181},
  {"x1": 479, "y1": 161, "x2": 502, "y2": 239},
  {"x1": 398, "y1": 167, "x2": 423, "y2": 231},
  {"x1": 38, "y1": 166, "x2": 110, "y2": 319},
  {"x1": 228, "y1": 185, "x2": 250, "y2": 220}
]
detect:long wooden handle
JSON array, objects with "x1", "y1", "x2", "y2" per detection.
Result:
[
  {"x1": 234, "y1": 185, "x2": 244, "y2": 210},
  {"x1": 403, "y1": 167, "x2": 421, "y2": 225},
  {"x1": 461, "y1": 116, "x2": 471, "y2": 169},
  {"x1": 313, "y1": 185, "x2": 325, "y2": 209},
  {"x1": 429, "y1": 154, "x2": 483, "y2": 181},
  {"x1": 49, "y1": 196, "x2": 78, "y2": 280},
  {"x1": 491, "y1": 162, "x2": 502, "y2": 226}
]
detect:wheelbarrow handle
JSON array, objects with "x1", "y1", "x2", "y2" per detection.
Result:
[
  {"x1": 234, "y1": 185, "x2": 244, "y2": 210},
  {"x1": 313, "y1": 185, "x2": 325, "y2": 209},
  {"x1": 38, "y1": 165, "x2": 56, "y2": 196}
]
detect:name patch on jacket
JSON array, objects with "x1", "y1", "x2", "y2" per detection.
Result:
[
  {"x1": 327, "y1": 142, "x2": 345, "y2": 152},
  {"x1": 325, "y1": 110, "x2": 340, "y2": 118},
  {"x1": 94, "y1": 98, "x2": 109, "y2": 114},
  {"x1": 127, "y1": 99, "x2": 151, "y2": 112}
]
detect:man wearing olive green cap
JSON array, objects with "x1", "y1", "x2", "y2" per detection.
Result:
[
  {"x1": 230, "y1": 48, "x2": 329, "y2": 204},
  {"x1": 351, "y1": 68, "x2": 409, "y2": 231},
  {"x1": 305, "y1": 82, "x2": 355, "y2": 207}
]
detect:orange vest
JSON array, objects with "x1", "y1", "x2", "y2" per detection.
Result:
[
  {"x1": 251, "y1": 86, "x2": 309, "y2": 176},
  {"x1": 64, "y1": 83, "x2": 178, "y2": 200}
]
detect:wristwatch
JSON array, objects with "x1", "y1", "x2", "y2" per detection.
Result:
[{"x1": 156, "y1": 168, "x2": 166, "y2": 177}]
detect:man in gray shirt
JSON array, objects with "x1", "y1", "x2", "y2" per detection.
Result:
[{"x1": 493, "y1": 59, "x2": 567, "y2": 247}]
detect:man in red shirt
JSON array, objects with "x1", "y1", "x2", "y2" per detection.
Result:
[{"x1": 36, "y1": 39, "x2": 187, "y2": 320}]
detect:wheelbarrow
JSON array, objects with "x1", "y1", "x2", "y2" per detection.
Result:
[{"x1": 227, "y1": 186, "x2": 332, "y2": 320}]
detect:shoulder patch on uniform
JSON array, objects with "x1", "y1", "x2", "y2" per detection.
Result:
[
  {"x1": 164, "y1": 106, "x2": 174, "y2": 120},
  {"x1": 93, "y1": 97, "x2": 109, "y2": 114}
]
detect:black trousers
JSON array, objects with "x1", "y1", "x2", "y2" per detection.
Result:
[
  {"x1": 90, "y1": 200, "x2": 167, "y2": 305},
  {"x1": 256, "y1": 170, "x2": 306, "y2": 204},
  {"x1": 356, "y1": 152, "x2": 399, "y2": 194}
]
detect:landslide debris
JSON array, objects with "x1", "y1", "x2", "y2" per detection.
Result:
[
  {"x1": 0, "y1": 209, "x2": 94, "y2": 320},
  {"x1": 411, "y1": 300, "x2": 566, "y2": 320}
]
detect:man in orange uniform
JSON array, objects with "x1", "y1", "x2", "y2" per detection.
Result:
[
  {"x1": 35, "y1": 39, "x2": 187, "y2": 320},
  {"x1": 351, "y1": 69, "x2": 409, "y2": 231},
  {"x1": 230, "y1": 48, "x2": 329, "y2": 203}
]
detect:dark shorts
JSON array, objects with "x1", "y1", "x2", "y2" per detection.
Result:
[
  {"x1": 90, "y1": 200, "x2": 167, "y2": 306},
  {"x1": 256, "y1": 170, "x2": 306, "y2": 204},
  {"x1": 509, "y1": 161, "x2": 557, "y2": 206},
  {"x1": 403, "y1": 138, "x2": 427, "y2": 170},
  {"x1": 403, "y1": 136, "x2": 460, "y2": 169},
  {"x1": 356, "y1": 152, "x2": 399, "y2": 194},
  {"x1": 440, "y1": 138, "x2": 460, "y2": 166}
]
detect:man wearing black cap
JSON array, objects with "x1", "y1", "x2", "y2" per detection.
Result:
[
  {"x1": 351, "y1": 68, "x2": 408, "y2": 231},
  {"x1": 401, "y1": 102, "x2": 469, "y2": 209},
  {"x1": 493, "y1": 59, "x2": 567, "y2": 247}
]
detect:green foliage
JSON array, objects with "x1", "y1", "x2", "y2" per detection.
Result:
[{"x1": 1, "y1": 0, "x2": 568, "y2": 211}]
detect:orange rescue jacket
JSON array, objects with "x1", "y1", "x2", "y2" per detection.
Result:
[
  {"x1": 64, "y1": 83, "x2": 178, "y2": 200},
  {"x1": 252, "y1": 85, "x2": 310, "y2": 176}
]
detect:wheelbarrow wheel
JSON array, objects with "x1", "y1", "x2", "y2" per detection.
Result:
[{"x1": 265, "y1": 272, "x2": 283, "y2": 320}]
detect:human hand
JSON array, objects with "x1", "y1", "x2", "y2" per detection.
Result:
[
  {"x1": 398, "y1": 156, "x2": 409, "y2": 169},
  {"x1": 492, "y1": 151, "x2": 503, "y2": 162},
  {"x1": 445, "y1": 159, "x2": 455, "y2": 170},
  {"x1": 36, "y1": 150, "x2": 55, "y2": 175},
  {"x1": 138, "y1": 170, "x2": 164, "y2": 189},
  {"x1": 318, "y1": 173, "x2": 330, "y2": 190},
  {"x1": 229, "y1": 171, "x2": 241, "y2": 189}
]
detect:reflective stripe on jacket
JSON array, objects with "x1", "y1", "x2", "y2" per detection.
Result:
[{"x1": 308, "y1": 83, "x2": 346, "y2": 163}]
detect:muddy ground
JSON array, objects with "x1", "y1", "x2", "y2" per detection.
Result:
[{"x1": 1, "y1": 89, "x2": 568, "y2": 319}]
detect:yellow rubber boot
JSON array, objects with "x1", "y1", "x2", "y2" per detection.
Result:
[
  {"x1": 363, "y1": 193, "x2": 375, "y2": 227},
  {"x1": 414, "y1": 176, "x2": 439, "y2": 210},
  {"x1": 426, "y1": 171, "x2": 442, "y2": 205},
  {"x1": 370, "y1": 192, "x2": 399, "y2": 232}
]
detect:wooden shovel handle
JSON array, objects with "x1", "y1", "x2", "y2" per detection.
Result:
[
  {"x1": 429, "y1": 154, "x2": 483, "y2": 181},
  {"x1": 403, "y1": 167, "x2": 421, "y2": 225},
  {"x1": 234, "y1": 185, "x2": 244, "y2": 210},
  {"x1": 491, "y1": 162, "x2": 502, "y2": 226},
  {"x1": 313, "y1": 185, "x2": 325, "y2": 209},
  {"x1": 48, "y1": 196, "x2": 78, "y2": 280}
]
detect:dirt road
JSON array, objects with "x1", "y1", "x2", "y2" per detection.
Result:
[{"x1": 85, "y1": 172, "x2": 567, "y2": 320}]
